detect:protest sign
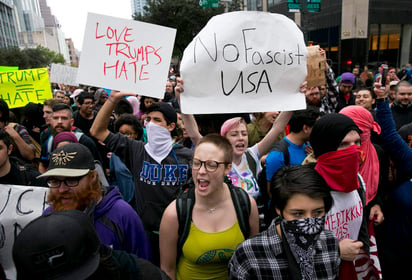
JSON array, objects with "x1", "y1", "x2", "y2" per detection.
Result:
[
  {"x1": 306, "y1": 45, "x2": 325, "y2": 88},
  {"x1": 77, "y1": 13, "x2": 176, "y2": 99},
  {"x1": 49, "y1": 63, "x2": 79, "y2": 86},
  {"x1": 180, "y1": 11, "x2": 307, "y2": 114},
  {"x1": 0, "y1": 185, "x2": 49, "y2": 279},
  {"x1": 0, "y1": 68, "x2": 53, "y2": 109},
  {"x1": 0, "y1": 66, "x2": 18, "y2": 72}
]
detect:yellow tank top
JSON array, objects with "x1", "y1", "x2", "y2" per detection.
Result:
[{"x1": 176, "y1": 221, "x2": 245, "y2": 280}]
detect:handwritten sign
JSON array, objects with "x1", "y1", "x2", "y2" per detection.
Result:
[
  {"x1": 306, "y1": 45, "x2": 326, "y2": 88},
  {"x1": 77, "y1": 13, "x2": 176, "y2": 99},
  {"x1": 0, "y1": 68, "x2": 53, "y2": 109},
  {"x1": 0, "y1": 185, "x2": 49, "y2": 279},
  {"x1": 49, "y1": 63, "x2": 79, "y2": 86},
  {"x1": 179, "y1": 11, "x2": 307, "y2": 114}
]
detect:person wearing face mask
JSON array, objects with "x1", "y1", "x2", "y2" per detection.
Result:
[
  {"x1": 90, "y1": 91, "x2": 192, "y2": 266},
  {"x1": 309, "y1": 113, "x2": 376, "y2": 279},
  {"x1": 229, "y1": 165, "x2": 340, "y2": 279}
]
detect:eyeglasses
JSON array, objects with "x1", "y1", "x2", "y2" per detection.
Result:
[
  {"x1": 46, "y1": 176, "x2": 86, "y2": 188},
  {"x1": 191, "y1": 158, "x2": 228, "y2": 172}
]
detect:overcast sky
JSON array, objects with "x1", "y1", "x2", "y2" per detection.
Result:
[{"x1": 47, "y1": 0, "x2": 133, "y2": 51}]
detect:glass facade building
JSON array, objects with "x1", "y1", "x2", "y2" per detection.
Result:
[{"x1": 254, "y1": 0, "x2": 412, "y2": 73}]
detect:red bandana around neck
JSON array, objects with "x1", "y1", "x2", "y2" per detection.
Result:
[{"x1": 315, "y1": 145, "x2": 360, "y2": 193}]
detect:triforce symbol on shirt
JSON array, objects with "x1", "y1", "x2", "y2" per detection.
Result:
[{"x1": 51, "y1": 151, "x2": 77, "y2": 166}]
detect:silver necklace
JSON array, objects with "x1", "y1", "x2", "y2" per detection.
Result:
[{"x1": 207, "y1": 207, "x2": 217, "y2": 214}]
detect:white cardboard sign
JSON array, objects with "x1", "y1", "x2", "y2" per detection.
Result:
[
  {"x1": 49, "y1": 63, "x2": 79, "y2": 86},
  {"x1": 180, "y1": 11, "x2": 307, "y2": 114},
  {"x1": 77, "y1": 13, "x2": 176, "y2": 99},
  {"x1": 0, "y1": 185, "x2": 49, "y2": 280}
]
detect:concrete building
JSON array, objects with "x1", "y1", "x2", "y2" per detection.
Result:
[
  {"x1": 0, "y1": 0, "x2": 71, "y2": 64},
  {"x1": 66, "y1": 38, "x2": 79, "y2": 67},
  {"x1": 0, "y1": 0, "x2": 19, "y2": 48},
  {"x1": 246, "y1": 0, "x2": 412, "y2": 74},
  {"x1": 39, "y1": 0, "x2": 70, "y2": 63}
]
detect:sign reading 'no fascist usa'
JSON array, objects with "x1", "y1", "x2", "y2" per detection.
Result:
[{"x1": 180, "y1": 11, "x2": 308, "y2": 114}]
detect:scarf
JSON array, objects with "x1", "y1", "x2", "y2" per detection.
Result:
[
  {"x1": 310, "y1": 113, "x2": 361, "y2": 158},
  {"x1": 340, "y1": 106, "x2": 381, "y2": 204},
  {"x1": 281, "y1": 216, "x2": 325, "y2": 280},
  {"x1": 144, "y1": 122, "x2": 173, "y2": 164},
  {"x1": 315, "y1": 145, "x2": 361, "y2": 193}
]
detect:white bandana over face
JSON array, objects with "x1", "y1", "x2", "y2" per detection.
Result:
[{"x1": 144, "y1": 122, "x2": 173, "y2": 164}]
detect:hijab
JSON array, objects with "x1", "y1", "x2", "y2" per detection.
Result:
[{"x1": 340, "y1": 106, "x2": 381, "y2": 204}]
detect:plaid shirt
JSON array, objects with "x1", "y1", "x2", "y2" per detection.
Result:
[
  {"x1": 229, "y1": 217, "x2": 340, "y2": 280},
  {"x1": 13, "y1": 123, "x2": 33, "y2": 146},
  {"x1": 320, "y1": 68, "x2": 339, "y2": 115}
]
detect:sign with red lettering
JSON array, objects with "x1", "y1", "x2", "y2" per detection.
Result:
[
  {"x1": 77, "y1": 13, "x2": 176, "y2": 99},
  {"x1": 0, "y1": 185, "x2": 49, "y2": 279}
]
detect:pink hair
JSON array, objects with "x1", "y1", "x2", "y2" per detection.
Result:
[{"x1": 220, "y1": 117, "x2": 247, "y2": 136}]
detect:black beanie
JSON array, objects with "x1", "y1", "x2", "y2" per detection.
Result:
[{"x1": 310, "y1": 113, "x2": 361, "y2": 158}]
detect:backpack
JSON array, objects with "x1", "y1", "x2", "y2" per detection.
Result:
[
  {"x1": 85, "y1": 195, "x2": 125, "y2": 249},
  {"x1": 244, "y1": 150, "x2": 257, "y2": 178},
  {"x1": 175, "y1": 178, "x2": 251, "y2": 259},
  {"x1": 270, "y1": 138, "x2": 290, "y2": 166},
  {"x1": 9, "y1": 156, "x2": 41, "y2": 186},
  {"x1": 246, "y1": 139, "x2": 290, "y2": 190},
  {"x1": 257, "y1": 138, "x2": 290, "y2": 230}
]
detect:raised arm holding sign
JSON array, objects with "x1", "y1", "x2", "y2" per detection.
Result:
[{"x1": 179, "y1": 11, "x2": 307, "y2": 114}]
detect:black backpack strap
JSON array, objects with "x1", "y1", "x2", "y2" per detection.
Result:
[
  {"x1": 98, "y1": 215, "x2": 125, "y2": 248},
  {"x1": 17, "y1": 165, "x2": 29, "y2": 186},
  {"x1": 244, "y1": 150, "x2": 257, "y2": 178},
  {"x1": 227, "y1": 180, "x2": 251, "y2": 239},
  {"x1": 272, "y1": 138, "x2": 290, "y2": 166},
  {"x1": 10, "y1": 156, "x2": 29, "y2": 185},
  {"x1": 176, "y1": 181, "x2": 251, "y2": 260},
  {"x1": 176, "y1": 187, "x2": 195, "y2": 260},
  {"x1": 84, "y1": 199, "x2": 125, "y2": 249}
]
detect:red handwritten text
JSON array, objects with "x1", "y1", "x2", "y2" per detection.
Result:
[
  {"x1": 95, "y1": 22, "x2": 163, "y2": 82},
  {"x1": 325, "y1": 200, "x2": 363, "y2": 240}
]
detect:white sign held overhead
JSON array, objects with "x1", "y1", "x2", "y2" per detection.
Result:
[
  {"x1": 49, "y1": 63, "x2": 79, "y2": 86},
  {"x1": 0, "y1": 185, "x2": 49, "y2": 280},
  {"x1": 180, "y1": 11, "x2": 307, "y2": 114},
  {"x1": 77, "y1": 13, "x2": 176, "y2": 99}
]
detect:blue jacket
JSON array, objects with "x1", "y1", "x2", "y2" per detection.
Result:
[
  {"x1": 376, "y1": 99, "x2": 412, "y2": 176},
  {"x1": 376, "y1": 98, "x2": 412, "y2": 255}
]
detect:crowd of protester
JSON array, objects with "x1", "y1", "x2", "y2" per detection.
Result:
[{"x1": 1, "y1": 56, "x2": 411, "y2": 280}]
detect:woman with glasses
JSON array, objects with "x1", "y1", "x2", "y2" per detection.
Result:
[
  {"x1": 159, "y1": 134, "x2": 259, "y2": 280},
  {"x1": 175, "y1": 78, "x2": 292, "y2": 200}
]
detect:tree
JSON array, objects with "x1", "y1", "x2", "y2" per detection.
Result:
[
  {"x1": 136, "y1": 0, "x2": 225, "y2": 59},
  {"x1": 227, "y1": 0, "x2": 243, "y2": 12},
  {"x1": 0, "y1": 46, "x2": 65, "y2": 69}
]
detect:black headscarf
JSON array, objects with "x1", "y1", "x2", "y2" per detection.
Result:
[{"x1": 310, "y1": 113, "x2": 361, "y2": 158}]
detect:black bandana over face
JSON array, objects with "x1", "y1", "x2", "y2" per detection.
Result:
[{"x1": 280, "y1": 216, "x2": 326, "y2": 280}]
